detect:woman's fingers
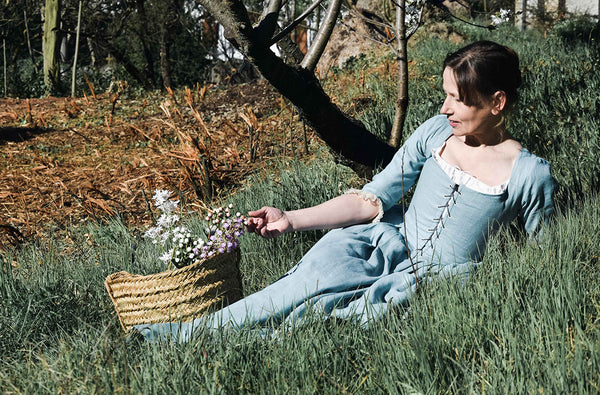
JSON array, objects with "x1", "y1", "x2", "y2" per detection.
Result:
[
  {"x1": 247, "y1": 206, "x2": 269, "y2": 218},
  {"x1": 245, "y1": 216, "x2": 264, "y2": 233}
]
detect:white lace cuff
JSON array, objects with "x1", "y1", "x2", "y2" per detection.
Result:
[{"x1": 344, "y1": 188, "x2": 384, "y2": 223}]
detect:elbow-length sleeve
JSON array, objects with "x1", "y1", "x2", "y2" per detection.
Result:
[
  {"x1": 518, "y1": 157, "x2": 556, "y2": 238},
  {"x1": 360, "y1": 115, "x2": 452, "y2": 212}
]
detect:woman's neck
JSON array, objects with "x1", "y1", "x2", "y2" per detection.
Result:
[{"x1": 462, "y1": 125, "x2": 509, "y2": 147}]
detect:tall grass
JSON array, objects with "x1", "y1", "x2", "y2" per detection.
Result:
[
  {"x1": 2, "y1": 192, "x2": 600, "y2": 393},
  {"x1": 2, "y1": 20, "x2": 600, "y2": 393}
]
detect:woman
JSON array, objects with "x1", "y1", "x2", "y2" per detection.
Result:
[{"x1": 137, "y1": 40, "x2": 555, "y2": 342}]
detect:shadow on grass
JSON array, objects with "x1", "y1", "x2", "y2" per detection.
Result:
[{"x1": 0, "y1": 126, "x2": 54, "y2": 144}]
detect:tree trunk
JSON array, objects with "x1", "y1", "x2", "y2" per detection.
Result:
[
  {"x1": 43, "y1": 0, "x2": 61, "y2": 95},
  {"x1": 87, "y1": 37, "x2": 96, "y2": 66},
  {"x1": 159, "y1": 36, "x2": 172, "y2": 89},
  {"x1": 135, "y1": 0, "x2": 156, "y2": 87},
  {"x1": 24, "y1": 10, "x2": 39, "y2": 74},
  {"x1": 388, "y1": 0, "x2": 409, "y2": 148},
  {"x1": 159, "y1": 1, "x2": 180, "y2": 90},
  {"x1": 3, "y1": 38, "x2": 6, "y2": 97},
  {"x1": 248, "y1": 45, "x2": 395, "y2": 167}
]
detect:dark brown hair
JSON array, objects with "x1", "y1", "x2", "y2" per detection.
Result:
[{"x1": 443, "y1": 41, "x2": 522, "y2": 109}]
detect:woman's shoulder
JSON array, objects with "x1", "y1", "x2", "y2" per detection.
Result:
[
  {"x1": 510, "y1": 148, "x2": 554, "y2": 195},
  {"x1": 516, "y1": 149, "x2": 552, "y2": 175},
  {"x1": 409, "y1": 115, "x2": 453, "y2": 153}
]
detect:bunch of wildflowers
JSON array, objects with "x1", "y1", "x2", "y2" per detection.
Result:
[
  {"x1": 143, "y1": 190, "x2": 180, "y2": 246},
  {"x1": 143, "y1": 190, "x2": 244, "y2": 269},
  {"x1": 199, "y1": 204, "x2": 245, "y2": 261}
]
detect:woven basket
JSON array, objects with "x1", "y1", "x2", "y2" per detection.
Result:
[{"x1": 105, "y1": 249, "x2": 243, "y2": 332}]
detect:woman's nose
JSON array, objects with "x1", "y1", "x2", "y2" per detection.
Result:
[{"x1": 440, "y1": 98, "x2": 450, "y2": 114}]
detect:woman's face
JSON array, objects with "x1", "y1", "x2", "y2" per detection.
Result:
[{"x1": 440, "y1": 67, "x2": 502, "y2": 142}]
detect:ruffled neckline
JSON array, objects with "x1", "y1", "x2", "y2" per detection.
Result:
[{"x1": 431, "y1": 143, "x2": 512, "y2": 195}]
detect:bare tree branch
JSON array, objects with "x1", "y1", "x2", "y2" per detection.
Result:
[
  {"x1": 270, "y1": 0, "x2": 325, "y2": 45},
  {"x1": 261, "y1": 0, "x2": 283, "y2": 21},
  {"x1": 300, "y1": 0, "x2": 343, "y2": 71},
  {"x1": 195, "y1": 0, "x2": 254, "y2": 53},
  {"x1": 347, "y1": 6, "x2": 394, "y2": 32},
  {"x1": 255, "y1": 0, "x2": 283, "y2": 44}
]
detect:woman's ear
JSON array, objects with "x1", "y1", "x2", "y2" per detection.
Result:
[{"x1": 491, "y1": 91, "x2": 507, "y2": 115}]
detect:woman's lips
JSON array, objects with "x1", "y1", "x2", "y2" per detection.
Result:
[{"x1": 449, "y1": 120, "x2": 459, "y2": 127}]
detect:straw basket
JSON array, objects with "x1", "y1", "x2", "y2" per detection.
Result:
[{"x1": 105, "y1": 249, "x2": 243, "y2": 332}]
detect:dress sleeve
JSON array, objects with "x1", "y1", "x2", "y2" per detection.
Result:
[
  {"x1": 519, "y1": 158, "x2": 556, "y2": 238},
  {"x1": 361, "y1": 115, "x2": 452, "y2": 212}
]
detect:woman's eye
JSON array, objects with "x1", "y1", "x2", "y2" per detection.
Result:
[{"x1": 446, "y1": 94, "x2": 460, "y2": 102}]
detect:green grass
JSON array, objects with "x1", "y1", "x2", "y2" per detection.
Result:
[
  {"x1": 2, "y1": 19, "x2": 600, "y2": 393},
  {"x1": 2, "y1": 191, "x2": 600, "y2": 393}
]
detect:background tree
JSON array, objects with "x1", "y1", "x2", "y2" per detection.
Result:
[
  {"x1": 158, "y1": 0, "x2": 185, "y2": 90},
  {"x1": 0, "y1": 0, "x2": 45, "y2": 97},
  {"x1": 349, "y1": 0, "x2": 426, "y2": 147},
  {"x1": 43, "y1": 0, "x2": 61, "y2": 95}
]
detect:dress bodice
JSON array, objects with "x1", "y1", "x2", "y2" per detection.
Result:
[{"x1": 400, "y1": 156, "x2": 515, "y2": 265}]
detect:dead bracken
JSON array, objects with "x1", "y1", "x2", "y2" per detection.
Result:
[{"x1": 0, "y1": 80, "x2": 319, "y2": 248}]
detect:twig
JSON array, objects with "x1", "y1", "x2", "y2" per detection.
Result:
[
  {"x1": 67, "y1": 128, "x2": 91, "y2": 143},
  {"x1": 303, "y1": 121, "x2": 309, "y2": 155},
  {"x1": 141, "y1": 189, "x2": 155, "y2": 225},
  {"x1": 25, "y1": 99, "x2": 33, "y2": 125},
  {"x1": 110, "y1": 92, "x2": 120, "y2": 119},
  {"x1": 83, "y1": 74, "x2": 97, "y2": 100},
  {"x1": 270, "y1": 0, "x2": 326, "y2": 44}
]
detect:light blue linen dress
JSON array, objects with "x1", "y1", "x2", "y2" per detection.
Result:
[{"x1": 136, "y1": 115, "x2": 555, "y2": 342}]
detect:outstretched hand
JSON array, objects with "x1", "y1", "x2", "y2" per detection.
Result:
[{"x1": 245, "y1": 206, "x2": 292, "y2": 239}]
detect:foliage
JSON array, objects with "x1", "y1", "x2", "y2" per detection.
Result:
[
  {"x1": 0, "y1": 0, "x2": 215, "y2": 97},
  {"x1": 549, "y1": 14, "x2": 600, "y2": 44}
]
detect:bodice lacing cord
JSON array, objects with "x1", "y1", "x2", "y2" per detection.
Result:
[{"x1": 416, "y1": 183, "x2": 461, "y2": 257}]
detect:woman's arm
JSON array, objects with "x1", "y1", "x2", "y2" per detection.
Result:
[{"x1": 246, "y1": 194, "x2": 380, "y2": 239}]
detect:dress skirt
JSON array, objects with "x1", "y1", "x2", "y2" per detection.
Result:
[{"x1": 136, "y1": 222, "x2": 432, "y2": 342}]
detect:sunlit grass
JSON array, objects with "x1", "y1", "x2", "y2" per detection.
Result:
[{"x1": 2, "y1": 192, "x2": 600, "y2": 393}]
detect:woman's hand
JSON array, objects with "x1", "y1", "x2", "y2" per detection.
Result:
[{"x1": 245, "y1": 206, "x2": 292, "y2": 239}]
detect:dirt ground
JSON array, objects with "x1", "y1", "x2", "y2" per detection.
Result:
[{"x1": 0, "y1": 80, "x2": 321, "y2": 249}]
